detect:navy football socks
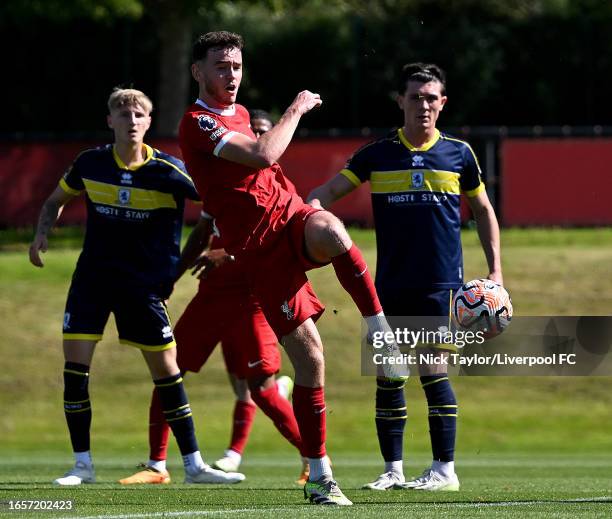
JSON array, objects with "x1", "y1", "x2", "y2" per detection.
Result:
[
  {"x1": 421, "y1": 375, "x2": 457, "y2": 462},
  {"x1": 375, "y1": 377, "x2": 407, "y2": 462},
  {"x1": 63, "y1": 362, "x2": 92, "y2": 453},
  {"x1": 154, "y1": 373, "x2": 198, "y2": 456}
]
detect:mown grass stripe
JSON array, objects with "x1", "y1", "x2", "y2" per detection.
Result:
[{"x1": 61, "y1": 508, "x2": 289, "y2": 519}]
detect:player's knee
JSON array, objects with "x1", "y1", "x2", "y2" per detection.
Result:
[
  {"x1": 63, "y1": 339, "x2": 96, "y2": 365},
  {"x1": 295, "y1": 343, "x2": 325, "y2": 384},
  {"x1": 417, "y1": 350, "x2": 450, "y2": 376},
  {"x1": 302, "y1": 345, "x2": 325, "y2": 386},
  {"x1": 246, "y1": 374, "x2": 275, "y2": 394},
  {"x1": 282, "y1": 320, "x2": 325, "y2": 383},
  {"x1": 305, "y1": 211, "x2": 352, "y2": 261},
  {"x1": 64, "y1": 362, "x2": 90, "y2": 397},
  {"x1": 309, "y1": 344, "x2": 325, "y2": 368},
  {"x1": 143, "y1": 348, "x2": 179, "y2": 380}
]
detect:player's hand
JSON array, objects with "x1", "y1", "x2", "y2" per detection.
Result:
[
  {"x1": 291, "y1": 90, "x2": 322, "y2": 115},
  {"x1": 29, "y1": 234, "x2": 48, "y2": 267},
  {"x1": 487, "y1": 271, "x2": 504, "y2": 286},
  {"x1": 191, "y1": 248, "x2": 235, "y2": 279}
]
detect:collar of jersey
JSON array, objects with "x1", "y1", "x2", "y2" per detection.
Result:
[
  {"x1": 112, "y1": 143, "x2": 154, "y2": 171},
  {"x1": 195, "y1": 98, "x2": 236, "y2": 116},
  {"x1": 398, "y1": 127, "x2": 440, "y2": 152}
]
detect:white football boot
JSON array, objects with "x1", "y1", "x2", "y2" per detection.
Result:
[
  {"x1": 53, "y1": 461, "x2": 96, "y2": 485},
  {"x1": 184, "y1": 464, "x2": 245, "y2": 484},
  {"x1": 395, "y1": 469, "x2": 460, "y2": 491},
  {"x1": 362, "y1": 471, "x2": 405, "y2": 490},
  {"x1": 304, "y1": 477, "x2": 353, "y2": 506}
]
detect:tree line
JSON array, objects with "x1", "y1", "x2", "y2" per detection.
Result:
[{"x1": 2, "y1": 0, "x2": 610, "y2": 136}]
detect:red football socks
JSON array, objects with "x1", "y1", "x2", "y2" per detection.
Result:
[
  {"x1": 148, "y1": 388, "x2": 170, "y2": 461},
  {"x1": 331, "y1": 244, "x2": 382, "y2": 317},
  {"x1": 251, "y1": 385, "x2": 303, "y2": 454},
  {"x1": 292, "y1": 384, "x2": 326, "y2": 458},
  {"x1": 228, "y1": 400, "x2": 257, "y2": 455}
]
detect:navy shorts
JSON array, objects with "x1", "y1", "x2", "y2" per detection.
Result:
[
  {"x1": 380, "y1": 288, "x2": 458, "y2": 351},
  {"x1": 62, "y1": 273, "x2": 175, "y2": 351}
]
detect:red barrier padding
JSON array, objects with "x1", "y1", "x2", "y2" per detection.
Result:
[
  {"x1": 501, "y1": 139, "x2": 612, "y2": 225},
  {"x1": 0, "y1": 138, "x2": 375, "y2": 227},
  {"x1": 1, "y1": 137, "x2": 480, "y2": 228}
]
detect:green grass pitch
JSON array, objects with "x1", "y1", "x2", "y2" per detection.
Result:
[
  {"x1": 1, "y1": 454, "x2": 611, "y2": 518},
  {"x1": 1, "y1": 227, "x2": 612, "y2": 517}
]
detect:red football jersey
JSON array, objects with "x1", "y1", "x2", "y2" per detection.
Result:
[{"x1": 179, "y1": 100, "x2": 302, "y2": 254}]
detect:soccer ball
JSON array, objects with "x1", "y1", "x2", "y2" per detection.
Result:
[{"x1": 452, "y1": 279, "x2": 513, "y2": 338}]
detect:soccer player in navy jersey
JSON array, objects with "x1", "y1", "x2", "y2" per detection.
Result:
[
  {"x1": 308, "y1": 63, "x2": 503, "y2": 491},
  {"x1": 178, "y1": 31, "x2": 404, "y2": 506},
  {"x1": 29, "y1": 88, "x2": 244, "y2": 486}
]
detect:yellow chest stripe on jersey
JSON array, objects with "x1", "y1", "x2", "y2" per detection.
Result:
[
  {"x1": 82, "y1": 179, "x2": 177, "y2": 210},
  {"x1": 370, "y1": 169, "x2": 461, "y2": 195}
]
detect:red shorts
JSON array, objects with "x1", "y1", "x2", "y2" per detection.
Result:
[
  {"x1": 243, "y1": 203, "x2": 326, "y2": 338},
  {"x1": 175, "y1": 287, "x2": 280, "y2": 379}
]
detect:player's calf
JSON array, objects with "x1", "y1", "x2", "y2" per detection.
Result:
[
  {"x1": 153, "y1": 373, "x2": 200, "y2": 468},
  {"x1": 249, "y1": 377, "x2": 303, "y2": 452},
  {"x1": 304, "y1": 212, "x2": 387, "y2": 321},
  {"x1": 63, "y1": 362, "x2": 92, "y2": 453},
  {"x1": 421, "y1": 374, "x2": 457, "y2": 475}
]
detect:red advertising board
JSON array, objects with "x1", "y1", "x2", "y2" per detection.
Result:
[
  {"x1": 7, "y1": 136, "x2": 608, "y2": 229},
  {"x1": 0, "y1": 138, "x2": 375, "y2": 227},
  {"x1": 501, "y1": 139, "x2": 612, "y2": 225}
]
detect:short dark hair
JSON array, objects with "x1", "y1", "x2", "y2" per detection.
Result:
[
  {"x1": 248, "y1": 109, "x2": 273, "y2": 124},
  {"x1": 192, "y1": 31, "x2": 244, "y2": 62},
  {"x1": 397, "y1": 63, "x2": 446, "y2": 95}
]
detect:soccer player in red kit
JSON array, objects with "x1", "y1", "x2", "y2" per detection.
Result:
[
  {"x1": 120, "y1": 111, "x2": 309, "y2": 485},
  {"x1": 179, "y1": 31, "x2": 403, "y2": 506}
]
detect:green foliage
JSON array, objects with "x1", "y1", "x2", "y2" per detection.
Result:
[
  {"x1": 1, "y1": 0, "x2": 143, "y2": 21},
  {"x1": 5, "y1": 0, "x2": 612, "y2": 132}
]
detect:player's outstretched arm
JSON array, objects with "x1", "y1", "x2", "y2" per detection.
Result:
[
  {"x1": 307, "y1": 174, "x2": 357, "y2": 209},
  {"x1": 176, "y1": 215, "x2": 215, "y2": 280},
  {"x1": 218, "y1": 90, "x2": 322, "y2": 169},
  {"x1": 29, "y1": 186, "x2": 75, "y2": 267},
  {"x1": 467, "y1": 190, "x2": 503, "y2": 285}
]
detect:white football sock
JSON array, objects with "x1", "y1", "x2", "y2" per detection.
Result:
[
  {"x1": 183, "y1": 451, "x2": 206, "y2": 473},
  {"x1": 365, "y1": 312, "x2": 394, "y2": 336},
  {"x1": 308, "y1": 456, "x2": 332, "y2": 481},
  {"x1": 385, "y1": 460, "x2": 404, "y2": 475},
  {"x1": 224, "y1": 449, "x2": 242, "y2": 464},
  {"x1": 148, "y1": 459, "x2": 166, "y2": 472},
  {"x1": 432, "y1": 460, "x2": 455, "y2": 478}
]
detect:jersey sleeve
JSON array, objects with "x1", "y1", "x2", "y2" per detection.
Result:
[
  {"x1": 58, "y1": 154, "x2": 86, "y2": 195},
  {"x1": 459, "y1": 142, "x2": 485, "y2": 197},
  {"x1": 339, "y1": 143, "x2": 374, "y2": 187},
  {"x1": 167, "y1": 157, "x2": 201, "y2": 202},
  {"x1": 181, "y1": 112, "x2": 236, "y2": 158},
  {"x1": 175, "y1": 169, "x2": 200, "y2": 202}
]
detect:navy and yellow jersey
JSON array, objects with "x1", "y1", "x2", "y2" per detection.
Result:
[
  {"x1": 341, "y1": 128, "x2": 484, "y2": 295},
  {"x1": 59, "y1": 144, "x2": 199, "y2": 296}
]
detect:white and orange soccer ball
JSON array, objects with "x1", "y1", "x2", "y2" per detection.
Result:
[{"x1": 452, "y1": 279, "x2": 513, "y2": 338}]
